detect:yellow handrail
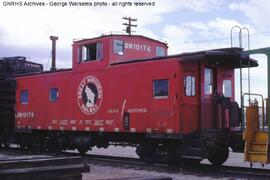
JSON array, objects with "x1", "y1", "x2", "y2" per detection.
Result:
[{"x1": 243, "y1": 93, "x2": 265, "y2": 131}]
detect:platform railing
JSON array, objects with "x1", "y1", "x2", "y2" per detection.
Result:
[
  {"x1": 265, "y1": 98, "x2": 269, "y2": 131},
  {"x1": 242, "y1": 93, "x2": 265, "y2": 131}
]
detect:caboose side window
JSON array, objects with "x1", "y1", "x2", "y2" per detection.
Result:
[
  {"x1": 77, "y1": 46, "x2": 81, "y2": 64},
  {"x1": 153, "y1": 79, "x2": 169, "y2": 98},
  {"x1": 20, "y1": 90, "x2": 29, "y2": 104},
  {"x1": 96, "y1": 42, "x2": 103, "y2": 60},
  {"x1": 81, "y1": 42, "x2": 103, "y2": 62},
  {"x1": 204, "y1": 68, "x2": 213, "y2": 95},
  {"x1": 49, "y1": 88, "x2": 59, "y2": 102},
  {"x1": 223, "y1": 80, "x2": 232, "y2": 97},
  {"x1": 113, "y1": 40, "x2": 124, "y2": 55},
  {"x1": 184, "y1": 76, "x2": 195, "y2": 96},
  {"x1": 156, "y1": 47, "x2": 165, "y2": 57}
]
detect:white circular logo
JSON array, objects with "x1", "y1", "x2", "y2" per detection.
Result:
[{"x1": 77, "y1": 76, "x2": 103, "y2": 115}]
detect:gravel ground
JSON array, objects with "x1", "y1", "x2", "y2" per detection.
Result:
[
  {"x1": 82, "y1": 146, "x2": 270, "y2": 179},
  {"x1": 83, "y1": 164, "x2": 205, "y2": 180},
  {"x1": 0, "y1": 150, "x2": 51, "y2": 160},
  {"x1": 1, "y1": 146, "x2": 269, "y2": 179},
  {"x1": 89, "y1": 145, "x2": 270, "y2": 168}
]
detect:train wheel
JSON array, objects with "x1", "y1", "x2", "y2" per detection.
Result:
[
  {"x1": 48, "y1": 144, "x2": 61, "y2": 154},
  {"x1": 47, "y1": 138, "x2": 61, "y2": 154},
  {"x1": 154, "y1": 144, "x2": 168, "y2": 164},
  {"x1": 166, "y1": 151, "x2": 180, "y2": 166},
  {"x1": 30, "y1": 142, "x2": 42, "y2": 152},
  {"x1": 42, "y1": 137, "x2": 50, "y2": 152},
  {"x1": 19, "y1": 135, "x2": 34, "y2": 151},
  {"x1": 77, "y1": 147, "x2": 88, "y2": 155},
  {"x1": 136, "y1": 143, "x2": 155, "y2": 163},
  {"x1": 207, "y1": 145, "x2": 229, "y2": 166},
  {"x1": 29, "y1": 136, "x2": 43, "y2": 152},
  {"x1": 19, "y1": 139, "x2": 29, "y2": 151}
]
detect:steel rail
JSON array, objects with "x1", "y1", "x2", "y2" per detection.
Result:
[
  {"x1": 80, "y1": 153, "x2": 270, "y2": 179},
  {"x1": 3, "y1": 148, "x2": 270, "y2": 179}
]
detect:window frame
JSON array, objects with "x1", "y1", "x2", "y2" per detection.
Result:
[
  {"x1": 156, "y1": 46, "x2": 165, "y2": 57},
  {"x1": 153, "y1": 79, "x2": 169, "y2": 99},
  {"x1": 222, "y1": 79, "x2": 232, "y2": 98},
  {"x1": 96, "y1": 42, "x2": 103, "y2": 60},
  {"x1": 79, "y1": 42, "x2": 103, "y2": 63},
  {"x1": 113, "y1": 39, "x2": 124, "y2": 55},
  {"x1": 49, "y1": 88, "x2": 59, "y2": 102},
  {"x1": 77, "y1": 46, "x2": 82, "y2": 64},
  {"x1": 20, "y1": 90, "x2": 29, "y2": 104},
  {"x1": 204, "y1": 68, "x2": 213, "y2": 95},
  {"x1": 184, "y1": 75, "x2": 196, "y2": 97}
]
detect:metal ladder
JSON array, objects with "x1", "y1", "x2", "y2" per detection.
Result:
[
  {"x1": 230, "y1": 26, "x2": 251, "y2": 131},
  {"x1": 231, "y1": 26, "x2": 270, "y2": 166}
]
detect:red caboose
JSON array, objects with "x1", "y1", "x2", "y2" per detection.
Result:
[{"x1": 12, "y1": 34, "x2": 257, "y2": 165}]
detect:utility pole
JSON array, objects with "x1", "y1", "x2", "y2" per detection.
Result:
[{"x1": 122, "y1": 17, "x2": 137, "y2": 35}]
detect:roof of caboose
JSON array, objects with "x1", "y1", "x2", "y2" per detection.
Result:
[
  {"x1": 111, "y1": 47, "x2": 258, "y2": 68},
  {"x1": 177, "y1": 47, "x2": 258, "y2": 67},
  {"x1": 73, "y1": 33, "x2": 168, "y2": 46}
]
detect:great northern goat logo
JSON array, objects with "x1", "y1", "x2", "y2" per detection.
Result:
[{"x1": 77, "y1": 76, "x2": 103, "y2": 115}]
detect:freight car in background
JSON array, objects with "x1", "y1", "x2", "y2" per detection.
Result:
[
  {"x1": 0, "y1": 34, "x2": 258, "y2": 166},
  {"x1": 0, "y1": 56, "x2": 43, "y2": 144}
]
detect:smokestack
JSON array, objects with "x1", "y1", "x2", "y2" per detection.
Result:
[{"x1": 50, "y1": 36, "x2": 58, "y2": 71}]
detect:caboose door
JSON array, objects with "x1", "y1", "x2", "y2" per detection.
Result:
[
  {"x1": 202, "y1": 67, "x2": 218, "y2": 129},
  {"x1": 181, "y1": 62, "x2": 200, "y2": 133}
]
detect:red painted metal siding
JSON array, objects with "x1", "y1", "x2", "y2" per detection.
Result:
[
  {"x1": 14, "y1": 34, "x2": 237, "y2": 136},
  {"x1": 180, "y1": 61, "x2": 201, "y2": 134},
  {"x1": 109, "y1": 36, "x2": 168, "y2": 63},
  {"x1": 15, "y1": 59, "x2": 180, "y2": 134},
  {"x1": 200, "y1": 61, "x2": 235, "y2": 129}
]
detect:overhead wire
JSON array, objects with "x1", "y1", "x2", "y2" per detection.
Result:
[
  {"x1": 45, "y1": 53, "x2": 52, "y2": 71},
  {"x1": 175, "y1": 30, "x2": 270, "y2": 45}
]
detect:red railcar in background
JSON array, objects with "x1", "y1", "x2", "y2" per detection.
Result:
[{"x1": 0, "y1": 34, "x2": 258, "y2": 165}]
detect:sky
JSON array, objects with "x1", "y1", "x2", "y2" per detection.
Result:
[{"x1": 0, "y1": 0, "x2": 270, "y2": 101}]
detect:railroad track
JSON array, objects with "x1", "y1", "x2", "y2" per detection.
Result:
[
  {"x1": 2, "y1": 148, "x2": 270, "y2": 179},
  {"x1": 76, "y1": 153, "x2": 270, "y2": 179},
  {"x1": 0, "y1": 150, "x2": 89, "y2": 180}
]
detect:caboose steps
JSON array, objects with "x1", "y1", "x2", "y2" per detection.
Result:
[
  {"x1": 244, "y1": 131, "x2": 270, "y2": 164},
  {"x1": 251, "y1": 141, "x2": 267, "y2": 152},
  {"x1": 248, "y1": 151, "x2": 267, "y2": 155},
  {"x1": 247, "y1": 151, "x2": 268, "y2": 163},
  {"x1": 244, "y1": 103, "x2": 270, "y2": 164},
  {"x1": 254, "y1": 131, "x2": 268, "y2": 142}
]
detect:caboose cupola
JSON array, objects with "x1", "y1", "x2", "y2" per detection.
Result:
[{"x1": 72, "y1": 34, "x2": 168, "y2": 72}]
